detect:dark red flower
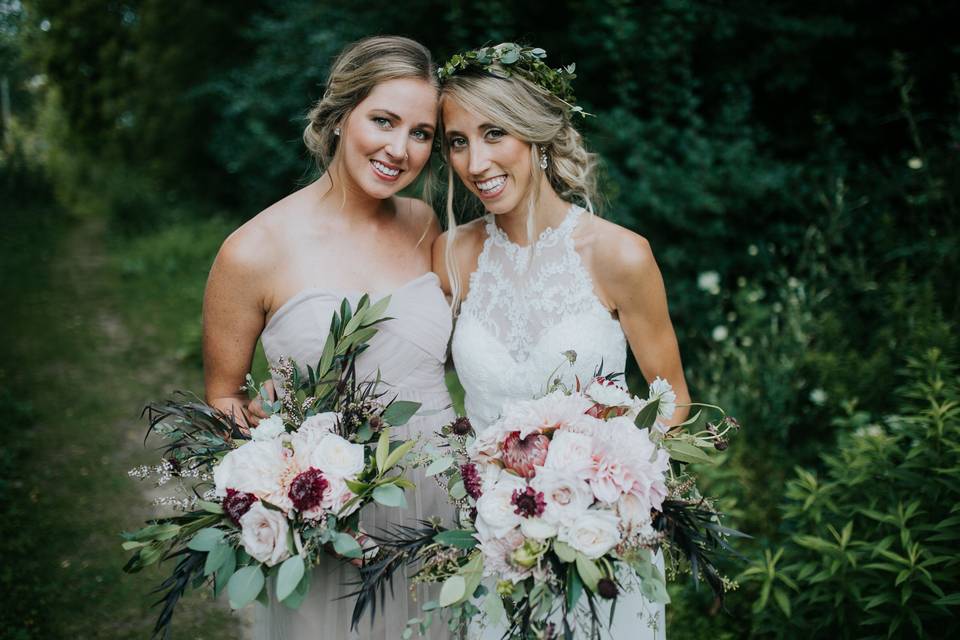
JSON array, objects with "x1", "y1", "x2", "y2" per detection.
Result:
[
  {"x1": 597, "y1": 577, "x2": 618, "y2": 599},
  {"x1": 501, "y1": 432, "x2": 549, "y2": 478},
  {"x1": 451, "y1": 417, "x2": 474, "y2": 437},
  {"x1": 461, "y1": 463, "x2": 483, "y2": 500},
  {"x1": 511, "y1": 486, "x2": 546, "y2": 518},
  {"x1": 223, "y1": 488, "x2": 258, "y2": 526},
  {"x1": 288, "y1": 467, "x2": 329, "y2": 512}
]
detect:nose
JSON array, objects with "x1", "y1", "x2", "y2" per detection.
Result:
[
  {"x1": 384, "y1": 132, "x2": 408, "y2": 163},
  {"x1": 468, "y1": 144, "x2": 491, "y2": 176}
]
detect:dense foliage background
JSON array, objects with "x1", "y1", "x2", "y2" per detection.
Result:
[{"x1": 2, "y1": 0, "x2": 958, "y2": 638}]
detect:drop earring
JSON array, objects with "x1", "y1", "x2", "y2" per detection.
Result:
[{"x1": 539, "y1": 145, "x2": 549, "y2": 170}]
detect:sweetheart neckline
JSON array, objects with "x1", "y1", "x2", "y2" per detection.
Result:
[{"x1": 264, "y1": 272, "x2": 441, "y2": 332}]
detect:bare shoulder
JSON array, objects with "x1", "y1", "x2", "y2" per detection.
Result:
[
  {"x1": 396, "y1": 196, "x2": 441, "y2": 240},
  {"x1": 212, "y1": 195, "x2": 295, "y2": 279},
  {"x1": 432, "y1": 217, "x2": 487, "y2": 293},
  {"x1": 586, "y1": 215, "x2": 656, "y2": 280}
]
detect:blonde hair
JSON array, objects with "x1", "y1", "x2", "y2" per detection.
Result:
[
  {"x1": 302, "y1": 35, "x2": 438, "y2": 219},
  {"x1": 440, "y1": 69, "x2": 599, "y2": 313}
]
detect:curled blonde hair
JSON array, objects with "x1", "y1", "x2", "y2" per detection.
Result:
[
  {"x1": 440, "y1": 69, "x2": 599, "y2": 313},
  {"x1": 303, "y1": 35, "x2": 438, "y2": 201}
]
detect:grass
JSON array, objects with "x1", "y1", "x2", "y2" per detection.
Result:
[{"x1": 0, "y1": 205, "x2": 245, "y2": 640}]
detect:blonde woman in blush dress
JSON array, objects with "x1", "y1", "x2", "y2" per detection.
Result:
[
  {"x1": 203, "y1": 36, "x2": 454, "y2": 640},
  {"x1": 432, "y1": 45, "x2": 690, "y2": 639}
]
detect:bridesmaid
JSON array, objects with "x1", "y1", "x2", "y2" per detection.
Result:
[{"x1": 202, "y1": 36, "x2": 454, "y2": 639}]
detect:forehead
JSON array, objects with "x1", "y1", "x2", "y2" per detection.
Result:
[
  {"x1": 441, "y1": 97, "x2": 485, "y2": 131},
  {"x1": 357, "y1": 77, "x2": 438, "y2": 120}
]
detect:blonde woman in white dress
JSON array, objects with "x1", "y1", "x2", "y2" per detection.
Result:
[{"x1": 433, "y1": 44, "x2": 691, "y2": 639}]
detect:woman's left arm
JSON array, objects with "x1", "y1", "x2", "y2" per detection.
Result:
[{"x1": 603, "y1": 231, "x2": 691, "y2": 425}]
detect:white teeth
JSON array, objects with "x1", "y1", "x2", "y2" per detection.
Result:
[
  {"x1": 476, "y1": 176, "x2": 506, "y2": 192},
  {"x1": 372, "y1": 160, "x2": 400, "y2": 177}
]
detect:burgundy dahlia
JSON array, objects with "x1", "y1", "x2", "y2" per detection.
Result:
[
  {"x1": 511, "y1": 486, "x2": 546, "y2": 518},
  {"x1": 461, "y1": 463, "x2": 483, "y2": 500},
  {"x1": 501, "y1": 432, "x2": 550, "y2": 478},
  {"x1": 223, "y1": 488, "x2": 258, "y2": 526},
  {"x1": 288, "y1": 467, "x2": 329, "y2": 512}
]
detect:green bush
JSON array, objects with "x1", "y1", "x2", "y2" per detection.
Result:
[{"x1": 741, "y1": 348, "x2": 960, "y2": 639}]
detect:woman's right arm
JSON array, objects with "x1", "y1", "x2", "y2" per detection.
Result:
[{"x1": 202, "y1": 230, "x2": 271, "y2": 427}]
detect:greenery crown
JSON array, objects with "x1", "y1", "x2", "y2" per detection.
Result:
[{"x1": 437, "y1": 42, "x2": 590, "y2": 117}]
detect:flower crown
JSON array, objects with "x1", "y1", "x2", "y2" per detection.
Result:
[{"x1": 437, "y1": 43, "x2": 590, "y2": 118}]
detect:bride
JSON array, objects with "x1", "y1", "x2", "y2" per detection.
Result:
[{"x1": 433, "y1": 44, "x2": 691, "y2": 639}]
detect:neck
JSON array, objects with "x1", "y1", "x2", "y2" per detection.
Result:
[
  {"x1": 312, "y1": 165, "x2": 386, "y2": 222},
  {"x1": 494, "y1": 179, "x2": 571, "y2": 246}
]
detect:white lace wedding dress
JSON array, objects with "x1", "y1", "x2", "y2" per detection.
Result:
[{"x1": 451, "y1": 205, "x2": 666, "y2": 639}]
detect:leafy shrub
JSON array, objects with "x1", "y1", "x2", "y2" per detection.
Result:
[{"x1": 742, "y1": 348, "x2": 960, "y2": 639}]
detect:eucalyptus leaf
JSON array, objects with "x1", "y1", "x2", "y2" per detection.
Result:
[
  {"x1": 333, "y1": 532, "x2": 363, "y2": 559},
  {"x1": 214, "y1": 547, "x2": 236, "y2": 597},
  {"x1": 188, "y1": 527, "x2": 225, "y2": 552},
  {"x1": 375, "y1": 428, "x2": 390, "y2": 473},
  {"x1": 382, "y1": 439, "x2": 417, "y2": 472},
  {"x1": 228, "y1": 565, "x2": 265, "y2": 609},
  {"x1": 276, "y1": 555, "x2": 305, "y2": 602},
  {"x1": 635, "y1": 397, "x2": 660, "y2": 430},
  {"x1": 664, "y1": 439, "x2": 715, "y2": 465},
  {"x1": 449, "y1": 480, "x2": 466, "y2": 500},
  {"x1": 372, "y1": 483, "x2": 407, "y2": 508},
  {"x1": 434, "y1": 529, "x2": 478, "y2": 549},
  {"x1": 553, "y1": 540, "x2": 577, "y2": 563},
  {"x1": 575, "y1": 554, "x2": 602, "y2": 592},
  {"x1": 439, "y1": 575, "x2": 466, "y2": 607},
  {"x1": 204, "y1": 542, "x2": 233, "y2": 576},
  {"x1": 425, "y1": 456, "x2": 455, "y2": 477},
  {"x1": 381, "y1": 400, "x2": 420, "y2": 427}
]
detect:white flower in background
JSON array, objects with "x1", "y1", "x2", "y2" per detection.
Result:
[
  {"x1": 809, "y1": 388, "x2": 828, "y2": 406},
  {"x1": 543, "y1": 429, "x2": 594, "y2": 479},
  {"x1": 648, "y1": 377, "x2": 677, "y2": 420},
  {"x1": 213, "y1": 439, "x2": 299, "y2": 512},
  {"x1": 558, "y1": 509, "x2": 621, "y2": 559},
  {"x1": 239, "y1": 502, "x2": 291, "y2": 566},
  {"x1": 531, "y1": 466, "x2": 593, "y2": 525},
  {"x1": 475, "y1": 473, "x2": 526, "y2": 540},
  {"x1": 697, "y1": 271, "x2": 721, "y2": 295},
  {"x1": 712, "y1": 325, "x2": 729, "y2": 342},
  {"x1": 298, "y1": 433, "x2": 364, "y2": 479},
  {"x1": 748, "y1": 244, "x2": 759, "y2": 256},
  {"x1": 251, "y1": 414, "x2": 286, "y2": 441},
  {"x1": 908, "y1": 156, "x2": 923, "y2": 170}
]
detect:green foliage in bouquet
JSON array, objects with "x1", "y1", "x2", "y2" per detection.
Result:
[
  {"x1": 741, "y1": 348, "x2": 960, "y2": 639},
  {"x1": 122, "y1": 294, "x2": 422, "y2": 639}
]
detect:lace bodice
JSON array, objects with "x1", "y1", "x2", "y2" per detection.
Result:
[{"x1": 451, "y1": 205, "x2": 628, "y2": 429}]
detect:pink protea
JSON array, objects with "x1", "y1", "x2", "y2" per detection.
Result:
[{"x1": 501, "y1": 431, "x2": 550, "y2": 478}]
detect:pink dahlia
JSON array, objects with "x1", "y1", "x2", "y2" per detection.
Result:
[{"x1": 501, "y1": 432, "x2": 550, "y2": 478}]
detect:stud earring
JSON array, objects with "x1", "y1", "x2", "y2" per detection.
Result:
[
  {"x1": 334, "y1": 127, "x2": 341, "y2": 136},
  {"x1": 539, "y1": 145, "x2": 549, "y2": 170}
]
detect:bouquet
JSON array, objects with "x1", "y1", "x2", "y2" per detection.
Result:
[
  {"x1": 355, "y1": 358, "x2": 743, "y2": 639},
  {"x1": 123, "y1": 295, "x2": 422, "y2": 638}
]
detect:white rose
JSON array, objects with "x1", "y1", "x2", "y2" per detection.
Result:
[
  {"x1": 239, "y1": 502, "x2": 291, "y2": 567},
  {"x1": 251, "y1": 414, "x2": 286, "y2": 441},
  {"x1": 585, "y1": 378, "x2": 633, "y2": 408},
  {"x1": 299, "y1": 412, "x2": 339, "y2": 435},
  {"x1": 531, "y1": 466, "x2": 593, "y2": 525},
  {"x1": 506, "y1": 391, "x2": 594, "y2": 439},
  {"x1": 475, "y1": 473, "x2": 526, "y2": 540},
  {"x1": 617, "y1": 491, "x2": 653, "y2": 534},
  {"x1": 648, "y1": 377, "x2": 677, "y2": 420},
  {"x1": 520, "y1": 517, "x2": 558, "y2": 540},
  {"x1": 299, "y1": 433, "x2": 364, "y2": 479},
  {"x1": 557, "y1": 509, "x2": 621, "y2": 559},
  {"x1": 321, "y1": 475, "x2": 361, "y2": 517},
  {"x1": 213, "y1": 440, "x2": 298, "y2": 512},
  {"x1": 543, "y1": 429, "x2": 594, "y2": 479}
]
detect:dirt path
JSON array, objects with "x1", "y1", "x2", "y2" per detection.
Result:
[{"x1": 2, "y1": 212, "x2": 249, "y2": 639}]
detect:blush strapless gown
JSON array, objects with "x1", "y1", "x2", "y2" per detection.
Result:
[{"x1": 254, "y1": 272, "x2": 456, "y2": 640}]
